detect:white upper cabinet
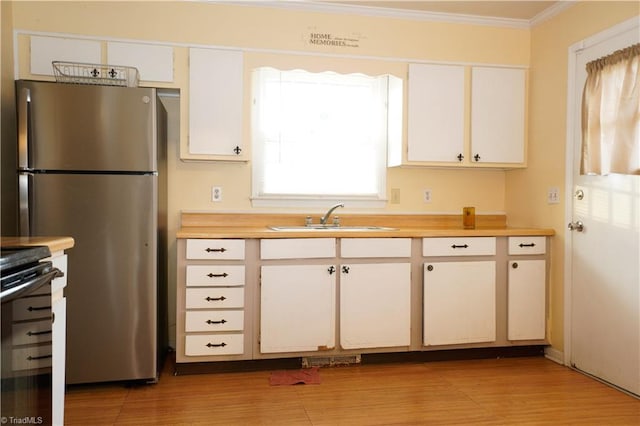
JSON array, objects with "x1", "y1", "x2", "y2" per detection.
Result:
[
  {"x1": 406, "y1": 63, "x2": 465, "y2": 164},
  {"x1": 29, "y1": 36, "x2": 174, "y2": 83},
  {"x1": 107, "y1": 42, "x2": 174, "y2": 82},
  {"x1": 471, "y1": 67, "x2": 526, "y2": 165},
  {"x1": 393, "y1": 63, "x2": 527, "y2": 168},
  {"x1": 187, "y1": 47, "x2": 245, "y2": 161},
  {"x1": 30, "y1": 36, "x2": 101, "y2": 76}
]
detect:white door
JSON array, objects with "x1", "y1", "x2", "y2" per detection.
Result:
[
  {"x1": 568, "y1": 19, "x2": 640, "y2": 396},
  {"x1": 423, "y1": 261, "x2": 496, "y2": 346},
  {"x1": 260, "y1": 264, "x2": 336, "y2": 354},
  {"x1": 407, "y1": 63, "x2": 465, "y2": 163},
  {"x1": 508, "y1": 260, "x2": 546, "y2": 341},
  {"x1": 470, "y1": 67, "x2": 526, "y2": 164},
  {"x1": 340, "y1": 263, "x2": 411, "y2": 349}
]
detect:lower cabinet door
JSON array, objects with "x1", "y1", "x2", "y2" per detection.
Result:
[
  {"x1": 423, "y1": 261, "x2": 496, "y2": 346},
  {"x1": 260, "y1": 264, "x2": 336, "y2": 353},
  {"x1": 185, "y1": 334, "x2": 244, "y2": 356},
  {"x1": 508, "y1": 259, "x2": 546, "y2": 340},
  {"x1": 340, "y1": 263, "x2": 411, "y2": 349}
]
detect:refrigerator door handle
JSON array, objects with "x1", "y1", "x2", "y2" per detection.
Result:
[
  {"x1": 18, "y1": 172, "x2": 33, "y2": 236},
  {"x1": 17, "y1": 86, "x2": 31, "y2": 170}
]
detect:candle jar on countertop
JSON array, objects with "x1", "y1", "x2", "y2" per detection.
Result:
[{"x1": 463, "y1": 207, "x2": 476, "y2": 229}]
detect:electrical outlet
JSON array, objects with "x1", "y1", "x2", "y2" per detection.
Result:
[
  {"x1": 212, "y1": 186, "x2": 222, "y2": 202},
  {"x1": 547, "y1": 187, "x2": 560, "y2": 204},
  {"x1": 391, "y1": 188, "x2": 400, "y2": 204},
  {"x1": 423, "y1": 189, "x2": 432, "y2": 203}
]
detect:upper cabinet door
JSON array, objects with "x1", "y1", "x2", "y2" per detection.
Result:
[
  {"x1": 187, "y1": 47, "x2": 245, "y2": 161},
  {"x1": 471, "y1": 67, "x2": 526, "y2": 164},
  {"x1": 107, "y1": 42, "x2": 174, "y2": 82},
  {"x1": 407, "y1": 63, "x2": 465, "y2": 163}
]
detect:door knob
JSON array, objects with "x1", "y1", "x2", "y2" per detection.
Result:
[{"x1": 568, "y1": 221, "x2": 584, "y2": 232}]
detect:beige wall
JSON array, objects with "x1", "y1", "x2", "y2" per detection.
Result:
[
  {"x1": 9, "y1": 1, "x2": 532, "y2": 346},
  {"x1": 506, "y1": 1, "x2": 639, "y2": 352},
  {"x1": 7, "y1": 1, "x2": 638, "y2": 352}
]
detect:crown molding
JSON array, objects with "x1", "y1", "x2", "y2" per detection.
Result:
[
  {"x1": 530, "y1": 1, "x2": 576, "y2": 27},
  {"x1": 203, "y1": 1, "x2": 577, "y2": 29}
]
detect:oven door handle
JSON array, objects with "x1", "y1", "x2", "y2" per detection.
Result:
[{"x1": 0, "y1": 268, "x2": 63, "y2": 304}]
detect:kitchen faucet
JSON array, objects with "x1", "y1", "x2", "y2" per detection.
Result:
[{"x1": 320, "y1": 203, "x2": 345, "y2": 225}]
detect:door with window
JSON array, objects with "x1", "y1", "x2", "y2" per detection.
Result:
[{"x1": 568, "y1": 19, "x2": 639, "y2": 396}]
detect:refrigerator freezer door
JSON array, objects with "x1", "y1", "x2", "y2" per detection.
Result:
[
  {"x1": 29, "y1": 173, "x2": 158, "y2": 384},
  {"x1": 17, "y1": 80, "x2": 156, "y2": 172}
]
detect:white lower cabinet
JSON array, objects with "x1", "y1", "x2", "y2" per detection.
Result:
[
  {"x1": 340, "y1": 263, "x2": 411, "y2": 349},
  {"x1": 260, "y1": 264, "x2": 336, "y2": 353},
  {"x1": 423, "y1": 261, "x2": 496, "y2": 346},
  {"x1": 177, "y1": 234, "x2": 548, "y2": 366},
  {"x1": 177, "y1": 239, "x2": 248, "y2": 363},
  {"x1": 508, "y1": 259, "x2": 546, "y2": 340}
]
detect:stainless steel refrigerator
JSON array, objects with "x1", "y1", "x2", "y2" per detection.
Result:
[{"x1": 16, "y1": 80, "x2": 167, "y2": 384}]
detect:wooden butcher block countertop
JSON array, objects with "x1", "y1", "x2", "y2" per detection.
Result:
[{"x1": 177, "y1": 212, "x2": 555, "y2": 239}]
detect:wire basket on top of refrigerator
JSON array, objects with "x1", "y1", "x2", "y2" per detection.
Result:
[{"x1": 52, "y1": 61, "x2": 140, "y2": 87}]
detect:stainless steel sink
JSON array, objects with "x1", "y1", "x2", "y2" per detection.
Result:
[{"x1": 269, "y1": 225, "x2": 398, "y2": 231}]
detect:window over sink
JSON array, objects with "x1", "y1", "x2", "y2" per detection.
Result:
[{"x1": 251, "y1": 67, "x2": 402, "y2": 208}]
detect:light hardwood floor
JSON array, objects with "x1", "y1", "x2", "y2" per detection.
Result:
[{"x1": 65, "y1": 355, "x2": 640, "y2": 425}]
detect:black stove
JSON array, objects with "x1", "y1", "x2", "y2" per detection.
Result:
[
  {"x1": 0, "y1": 245, "x2": 53, "y2": 298},
  {"x1": 0, "y1": 245, "x2": 51, "y2": 271},
  {"x1": 1, "y1": 245, "x2": 60, "y2": 425}
]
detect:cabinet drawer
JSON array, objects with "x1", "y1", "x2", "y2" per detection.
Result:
[
  {"x1": 186, "y1": 265, "x2": 245, "y2": 286},
  {"x1": 423, "y1": 237, "x2": 496, "y2": 257},
  {"x1": 185, "y1": 310, "x2": 244, "y2": 332},
  {"x1": 185, "y1": 288, "x2": 244, "y2": 309},
  {"x1": 12, "y1": 319, "x2": 52, "y2": 346},
  {"x1": 186, "y1": 239, "x2": 245, "y2": 260},
  {"x1": 260, "y1": 238, "x2": 336, "y2": 260},
  {"x1": 12, "y1": 345, "x2": 52, "y2": 370},
  {"x1": 340, "y1": 238, "x2": 411, "y2": 258},
  {"x1": 185, "y1": 334, "x2": 244, "y2": 356},
  {"x1": 12, "y1": 295, "x2": 51, "y2": 321},
  {"x1": 508, "y1": 237, "x2": 546, "y2": 255}
]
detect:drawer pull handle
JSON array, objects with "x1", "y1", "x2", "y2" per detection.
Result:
[
  {"x1": 206, "y1": 319, "x2": 227, "y2": 325},
  {"x1": 451, "y1": 244, "x2": 468, "y2": 249},
  {"x1": 28, "y1": 354, "x2": 52, "y2": 361},
  {"x1": 519, "y1": 243, "x2": 536, "y2": 248},
  {"x1": 205, "y1": 247, "x2": 227, "y2": 253},
  {"x1": 207, "y1": 272, "x2": 229, "y2": 278},
  {"x1": 27, "y1": 330, "x2": 52, "y2": 336},
  {"x1": 205, "y1": 296, "x2": 227, "y2": 302},
  {"x1": 206, "y1": 342, "x2": 227, "y2": 348},
  {"x1": 28, "y1": 305, "x2": 51, "y2": 311}
]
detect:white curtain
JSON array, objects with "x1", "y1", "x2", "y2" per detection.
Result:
[{"x1": 581, "y1": 43, "x2": 640, "y2": 175}]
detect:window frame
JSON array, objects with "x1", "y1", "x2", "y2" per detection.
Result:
[{"x1": 250, "y1": 67, "x2": 402, "y2": 209}]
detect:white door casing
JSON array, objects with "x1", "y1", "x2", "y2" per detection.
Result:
[{"x1": 565, "y1": 16, "x2": 640, "y2": 396}]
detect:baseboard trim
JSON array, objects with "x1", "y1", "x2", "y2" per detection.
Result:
[
  {"x1": 544, "y1": 347, "x2": 565, "y2": 365},
  {"x1": 362, "y1": 346, "x2": 546, "y2": 364},
  {"x1": 174, "y1": 346, "x2": 547, "y2": 375}
]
